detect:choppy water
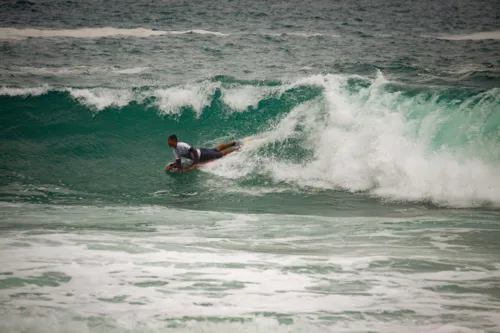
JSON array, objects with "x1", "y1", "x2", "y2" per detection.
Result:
[{"x1": 1, "y1": 0, "x2": 500, "y2": 332}]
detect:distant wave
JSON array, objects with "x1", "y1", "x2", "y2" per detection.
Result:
[
  {"x1": 283, "y1": 32, "x2": 339, "y2": 38},
  {"x1": 169, "y1": 29, "x2": 229, "y2": 36},
  {"x1": 65, "y1": 87, "x2": 135, "y2": 110},
  {"x1": 0, "y1": 82, "x2": 281, "y2": 114},
  {"x1": 262, "y1": 31, "x2": 339, "y2": 38},
  {"x1": 5, "y1": 65, "x2": 150, "y2": 76},
  {"x1": 438, "y1": 30, "x2": 500, "y2": 41},
  {"x1": 0, "y1": 85, "x2": 49, "y2": 96},
  {"x1": 0, "y1": 27, "x2": 229, "y2": 40},
  {"x1": 0, "y1": 27, "x2": 342, "y2": 41}
]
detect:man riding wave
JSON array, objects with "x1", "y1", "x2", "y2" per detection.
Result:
[{"x1": 165, "y1": 135, "x2": 240, "y2": 171}]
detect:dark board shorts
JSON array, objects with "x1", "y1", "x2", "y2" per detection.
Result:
[{"x1": 199, "y1": 148, "x2": 223, "y2": 162}]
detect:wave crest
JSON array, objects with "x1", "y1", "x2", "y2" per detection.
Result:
[{"x1": 2, "y1": 75, "x2": 499, "y2": 208}]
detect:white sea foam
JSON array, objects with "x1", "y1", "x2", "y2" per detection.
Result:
[
  {"x1": 0, "y1": 203, "x2": 499, "y2": 332},
  {"x1": 208, "y1": 73, "x2": 500, "y2": 208},
  {"x1": 0, "y1": 85, "x2": 50, "y2": 96},
  {"x1": 153, "y1": 81, "x2": 221, "y2": 116},
  {"x1": 0, "y1": 27, "x2": 228, "y2": 40},
  {"x1": 438, "y1": 30, "x2": 500, "y2": 41},
  {"x1": 221, "y1": 85, "x2": 279, "y2": 111},
  {"x1": 2, "y1": 73, "x2": 499, "y2": 208},
  {"x1": 112, "y1": 66, "x2": 149, "y2": 74},
  {"x1": 0, "y1": 85, "x2": 139, "y2": 110},
  {"x1": 66, "y1": 87, "x2": 135, "y2": 110}
]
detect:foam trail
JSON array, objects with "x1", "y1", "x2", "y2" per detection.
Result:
[
  {"x1": 0, "y1": 27, "x2": 228, "y2": 40},
  {"x1": 438, "y1": 30, "x2": 500, "y2": 40}
]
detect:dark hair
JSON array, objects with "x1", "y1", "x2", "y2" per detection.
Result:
[{"x1": 168, "y1": 135, "x2": 178, "y2": 141}]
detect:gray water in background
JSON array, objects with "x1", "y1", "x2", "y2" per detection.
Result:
[{"x1": 1, "y1": 0, "x2": 499, "y2": 88}]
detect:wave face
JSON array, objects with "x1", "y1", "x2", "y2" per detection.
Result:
[{"x1": 1, "y1": 74, "x2": 499, "y2": 209}]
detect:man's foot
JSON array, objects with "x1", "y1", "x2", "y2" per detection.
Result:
[
  {"x1": 216, "y1": 140, "x2": 241, "y2": 152},
  {"x1": 221, "y1": 146, "x2": 240, "y2": 156}
]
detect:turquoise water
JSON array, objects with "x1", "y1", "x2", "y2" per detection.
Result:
[{"x1": 1, "y1": 0, "x2": 500, "y2": 332}]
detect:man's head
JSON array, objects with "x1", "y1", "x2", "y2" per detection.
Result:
[{"x1": 168, "y1": 134, "x2": 178, "y2": 148}]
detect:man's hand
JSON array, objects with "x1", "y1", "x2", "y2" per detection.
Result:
[{"x1": 165, "y1": 160, "x2": 181, "y2": 171}]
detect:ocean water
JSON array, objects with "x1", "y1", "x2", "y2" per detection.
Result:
[{"x1": 1, "y1": 0, "x2": 500, "y2": 332}]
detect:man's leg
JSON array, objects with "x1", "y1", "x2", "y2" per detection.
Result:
[
  {"x1": 198, "y1": 148, "x2": 222, "y2": 162},
  {"x1": 198, "y1": 145, "x2": 239, "y2": 161},
  {"x1": 220, "y1": 147, "x2": 239, "y2": 156},
  {"x1": 215, "y1": 141, "x2": 237, "y2": 152}
]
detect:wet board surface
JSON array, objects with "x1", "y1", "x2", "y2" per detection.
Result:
[{"x1": 165, "y1": 159, "x2": 217, "y2": 174}]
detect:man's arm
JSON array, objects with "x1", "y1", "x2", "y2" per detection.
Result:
[
  {"x1": 190, "y1": 147, "x2": 199, "y2": 164},
  {"x1": 166, "y1": 158, "x2": 182, "y2": 170}
]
